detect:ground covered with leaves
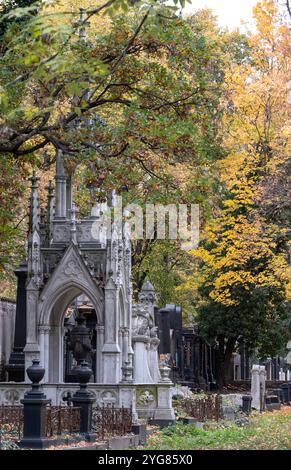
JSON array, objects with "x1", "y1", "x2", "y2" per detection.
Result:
[{"x1": 144, "y1": 407, "x2": 291, "y2": 450}]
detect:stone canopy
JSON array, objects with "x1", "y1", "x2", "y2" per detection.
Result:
[{"x1": 4, "y1": 150, "x2": 175, "y2": 422}]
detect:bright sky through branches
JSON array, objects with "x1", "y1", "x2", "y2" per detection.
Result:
[{"x1": 182, "y1": 0, "x2": 258, "y2": 30}]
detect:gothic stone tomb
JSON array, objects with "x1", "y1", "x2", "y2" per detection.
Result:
[{"x1": 1, "y1": 151, "x2": 174, "y2": 423}]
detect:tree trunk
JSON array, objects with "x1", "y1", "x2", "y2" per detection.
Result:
[{"x1": 216, "y1": 337, "x2": 237, "y2": 391}]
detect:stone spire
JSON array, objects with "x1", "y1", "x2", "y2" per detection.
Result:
[
  {"x1": 28, "y1": 170, "x2": 40, "y2": 233},
  {"x1": 55, "y1": 150, "x2": 67, "y2": 218},
  {"x1": 46, "y1": 180, "x2": 54, "y2": 241},
  {"x1": 27, "y1": 171, "x2": 42, "y2": 286}
]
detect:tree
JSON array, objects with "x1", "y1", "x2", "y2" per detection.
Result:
[
  {"x1": 193, "y1": 188, "x2": 289, "y2": 388},
  {"x1": 0, "y1": 3, "x2": 236, "y2": 294},
  {"x1": 186, "y1": 0, "x2": 290, "y2": 388}
]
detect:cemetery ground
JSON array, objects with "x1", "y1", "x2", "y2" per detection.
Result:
[
  {"x1": 1, "y1": 406, "x2": 291, "y2": 451},
  {"x1": 143, "y1": 407, "x2": 291, "y2": 451}
]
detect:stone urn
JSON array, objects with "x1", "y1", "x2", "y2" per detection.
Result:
[
  {"x1": 159, "y1": 365, "x2": 171, "y2": 383},
  {"x1": 26, "y1": 359, "x2": 45, "y2": 385},
  {"x1": 76, "y1": 360, "x2": 92, "y2": 388}
]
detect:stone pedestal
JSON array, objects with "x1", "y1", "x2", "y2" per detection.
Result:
[
  {"x1": 72, "y1": 361, "x2": 96, "y2": 440},
  {"x1": 153, "y1": 385, "x2": 175, "y2": 424},
  {"x1": 19, "y1": 360, "x2": 51, "y2": 449},
  {"x1": 136, "y1": 384, "x2": 175, "y2": 425}
]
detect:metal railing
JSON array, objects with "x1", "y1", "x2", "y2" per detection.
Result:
[
  {"x1": 0, "y1": 403, "x2": 132, "y2": 442},
  {"x1": 182, "y1": 395, "x2": 223, "y2": 421},
  {"x1": 0, "y1": 405, "x2": 23, "y2": 440},
  {"x1": 92, "y1": 404, "x2": 133, "y2": 440},
  {"x1": 46, "y1": 406, "x2": 80, "y2": 437},
  {"x1": 0, "y1": 405, "x2": 81, "y2": 440}
]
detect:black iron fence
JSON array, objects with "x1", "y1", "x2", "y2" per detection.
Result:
[
  {"x1": 182, "y1": 395, "x2": 223, "y2": 421},
  {"x1": 92, "y1": 404, "x2": 133, "y2": 440},
  {"x1": 0, "y1": 405, "x2": 23, "y2": 441},
  {"x1": 0, "y1": 403, "x2": 133, "y2": 442},
  {"x1": 0, "y1": 405, "x2": 81, "y2": 440},
  {"x1": 46, "y1": 406, "x2": 80, "y2": 437}
]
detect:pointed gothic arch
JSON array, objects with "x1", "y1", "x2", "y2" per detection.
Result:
[
  {"x1": 39, "y1": 243, "x2": 104, "y2": 327},
  {"x1": 37, "y1": 244, "x2": 104, "y2": 383}
]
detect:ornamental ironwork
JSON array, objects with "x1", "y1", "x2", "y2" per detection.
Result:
[{"x1": 91, "y1": 404, "x2": 132, "y2": 440}]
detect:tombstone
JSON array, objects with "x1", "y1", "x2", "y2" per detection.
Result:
[
  {"x1": 281, "y1": 383, "x2": 290, "y2": 404},
  {"x1": 251, "y1": 365, "x2": 266, "y2": 411},
  {"x1": 259, "y1": 366, "x2": 266, "y2": 411},
  {"x1": 279, "y1": 368, "x2": 285, "y2": 381},
  {"x1": 242, "y1": 395, "x2": 252, "y2": 414},
  {"x1": 265, "y1": 395, "x2": 281, "y2": 412}
]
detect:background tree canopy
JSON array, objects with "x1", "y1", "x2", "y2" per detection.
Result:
[{"x1": 0, "y1": 1, "x2": 290, "y2": 383}]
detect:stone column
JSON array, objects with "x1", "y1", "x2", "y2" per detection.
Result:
[
  {"x1": 24, "y1": 281, "x2": 40, "y2": 381},
  {"x1": 95, "y1": 325, "x2": 104, "y2": 383},
  {"x1": 122, "y1": 327, "x2": 128, "y2": 362},
  {"x1": 102, "y1": 278, "x2": 121, "y2": 383},
  {"x1": 39, "y1": 326, "x2": 50, "y2": 383},
  {"x1": 43, "y1": 327, "x2": 50, "y2": 383},
  {"x1": 7, "y1": 262, "x2": 27, "y2": 382}
]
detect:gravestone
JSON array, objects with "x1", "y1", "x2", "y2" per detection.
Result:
[{"x1": 251, "y1": 365, "x2": 266, "y2": 411}]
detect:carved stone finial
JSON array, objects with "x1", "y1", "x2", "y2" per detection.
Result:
[
  {"x1": 29, "y1": 170, "x2": 39, "y2": 188},
  {"x1": 46, "y1": 180, "x2": 54, "y2": 198},
  {"x1": 29, "y1": 171, "x2": 40, "y2": 233},
  {"x1": 138, "y1": 280, "x2": 157, "y2": 304}
]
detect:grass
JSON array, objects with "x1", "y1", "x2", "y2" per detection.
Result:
[{"x1": 144, "y1": 407, "x2": 291, "y2": 450}]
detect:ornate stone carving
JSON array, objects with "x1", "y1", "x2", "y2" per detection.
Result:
[
  {"x1": 61, "y1": 260, "x2": 82, "y2": 277},
  {"x1": 137, "y1": 390, "x2": 155, "y2": 406},
  {"x1": 100, "y1": 390, "x2": 117, "y2": 404},
  {"x1": 4, "y1": 389, "x2": 21, "y2": 405},
  {"x1": 77, "y1": 224, "x2": 94, "y2": 242},
  {"x1": 53, "y1": 225, "x2": 70, "y2": 242}
]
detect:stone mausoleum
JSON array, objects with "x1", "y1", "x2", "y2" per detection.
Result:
[{"x1": 0, "y1": 150, "x2": 174, "y2": 424}]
